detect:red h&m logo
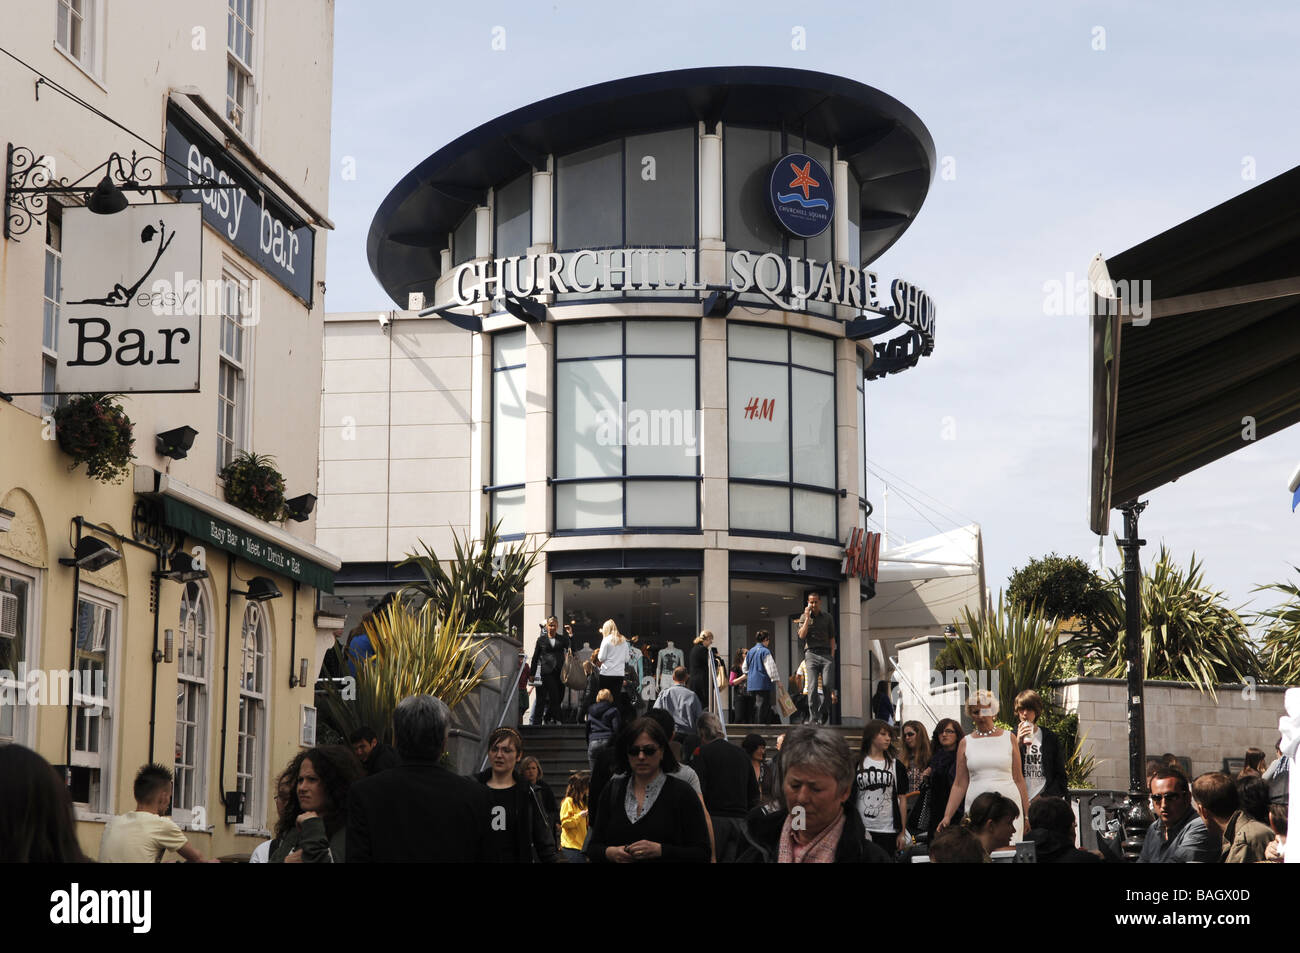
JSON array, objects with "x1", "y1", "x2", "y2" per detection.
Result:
[
  {"x1": 842, "y1": 528, "x2": 881, "y2": 583},
  {"x1": 743, "y1": 397, "x2": 776, "y2": 420}
]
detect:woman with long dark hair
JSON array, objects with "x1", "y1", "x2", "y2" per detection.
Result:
[
  {"x1": 0, "y1": 745, "x2": 87, "y2": 862},
  {"x1": 854, "y1": 719, "x2": 909, "y2": 855},
  {"x1": 966, "y1": 791, "x2": 1020, "y2": 857},
  {"x1": 729, "y1": 648, "x2": 750, "y2": 722},
  {"x1": 475, "y1": 727, "x2": 559, "y2": 863},
  {"x1": 921, "y1": 718, "x2": 963, "y2": 842},
  {"x1": 270, "y1": 745, "x2": 365, "y2": 863},
  {"x1": 899, "y1": 720, "x2": 931, "y2": 837}
]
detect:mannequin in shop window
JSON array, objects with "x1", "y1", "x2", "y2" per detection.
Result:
[{"x1": 657, "y1": 642, "x2": 684, "y2": 692}]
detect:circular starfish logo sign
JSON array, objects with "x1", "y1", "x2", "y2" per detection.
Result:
[{"x1": 768, "y1": 153, "x2": 834, "y2": 239}]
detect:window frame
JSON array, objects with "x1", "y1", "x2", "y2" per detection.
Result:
[
  {"x1": 551, "y1": 319, "x2": 701, "y2": 536},
  {"x1": 42, "y1": 206, "x2": 65, "y2": 417},
  {"x1": 0, "y1": 558, "x2": 43, "y2": 750},
  {"x1": 487, "y1": 330, "x2": 527, "y2": 541},
  {"x1": 70, "y1": 584, "x2": 120, "y2": 821},
  {"x1": 236, "y1": 599, "x2": 270, "y2": 835},
  {"x1": 54, "y1": 0, "x2": 104, "y2": 83},
  {"x1": 217, "y1": 264, "x2": 254, "y2": 472},
  {"x1": 172, "y1": 579, "x2": 214, "y2": 829},
  {"x1": 225, "y1": 0, "x2": 260, "y2": 141},
  {"x1": 726, "y1": 323, "x2": 840, "y2": 543}
]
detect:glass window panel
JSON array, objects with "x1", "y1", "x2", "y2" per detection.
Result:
[
  {"x1": 800, "y1": 140, "x2": 834, "y2": 264},
  {"x1": 793, "y1": 489, "x2": 836, "y2": 539},
  {"x1": 729, "y1": 484, "x2": 789, "y2": 533},
  {"x1": 728, "y1": 323, "x2": 786, "y2": 363},
  {"x1": 626, "y1": 481, "x2": 696, "y2": 527},
  {"x1": 556, "y1": 140, "x2": 622, "y2": 250},
  {"x1": 492, "y1": 488, "x2": 525, "y2": 537},
  {"x1": 791, "y1": 331, "x2": 834, "y2": 372},
  {"x1": 727, "y1": 361, "x2": 788, "y2": 481},
  {"x1": 724, "y1": 127, "x2": 783, "y2": 254},
  {"x1": 556, "y1": 481, "x2": 623, "y2": 531},
  {"x1": 452, "y1": 210, "x2": 477, "y2": 267},
  {"x1": 492, "y1": 364, "x2": 526, "y2": 485},
  {"x1": 626, "y1": 358, "x2": 696, "y2": 476},
  {"x1": 493, "y1": 328, "x2": 526, "y2": 368},
  {"x1": 791, "y1": 367, "x2": 835, "y2": 488},
  {"x1": 626, "y1": 320, "x2": 694, "y2": 355},
  {"x1": 495, "y1": 173, "x2": 531, "y2": 260},
  {"x1": 555, "y1": 359, "x2": 622, "y2": 479},
  {"x1": 625, "y1": 128, "x2": 695, "y2": 247},
  {"x1": 556, "y1": 322, "x2": 621, "y2": 360}
]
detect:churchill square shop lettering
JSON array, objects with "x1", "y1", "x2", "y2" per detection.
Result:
[{"x1": 321, "y1": 67, "x2": 947, "y2": 724}]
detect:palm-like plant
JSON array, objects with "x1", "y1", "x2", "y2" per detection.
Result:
[
  {"x1": 935, "y1": 592, "x2": 1064, "y2": 720},
  {"x1": 397, "y1": 521, "x2": 542, "y2": 634},
  {"x1": 1254, "y1": 568, "x2": 1300, "y2": 685},
  {"x1": 1072, "y1": 545, "x2": 1260, "y2": 698},
  {"x1": 317, "y1": 597, "x2": 493, "y2": 745}
]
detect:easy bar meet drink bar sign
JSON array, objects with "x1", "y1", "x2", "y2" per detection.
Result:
[{"x1": 163, "y1": 104, "x2": 315, "y2": 305}]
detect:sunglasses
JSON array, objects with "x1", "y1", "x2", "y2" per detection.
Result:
[
  {"x1": 1149, "y1": 792, "x2": 1186, "y2": 803},
  {"x1": 903, "y1": 731, "x2": 916, "y2": 737},
  {"x1": 628, "y1": 745, "x2": 660, "y2": 758}
]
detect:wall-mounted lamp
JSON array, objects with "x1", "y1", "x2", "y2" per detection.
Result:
[
  {"x1": 155, "y1": 425, "x2": 199, "y2": 460},
  {"x1": 58, "y1": 536, "x2": 122, "y2": 572},
  {"x1": 223, "y1": 790, "x2": 246, "y2": 826},
  {"x1": 421, "y1": 304, "x2": 483, "y2": 333},
  {"x1": 501, "y1": 292, "x2": 547, "y2": 323},
  {"x1": 87, "y1": 174, "x2": 129, "y2": 214},
  {"x1": 0, "y1": 506, "x2": 14, "y2": 533},
  {"x1": 284, "y1": 493, "x2": 317, "y2": 522},
  {"x1": 154, "y1": 551, "x2": 209, "y2": 583},
  {"x1": 154, "y1": 627, "x2": 175, "y2": 664},
  {"x1": 232, "y1": 576, "x2": 282, "y2": 602},
  {"x1": 702, "y1": 290, "x2": 737, "y2": 318},
  {"x1": 299, "y1": 658, "x2": 309, "y2": 687}
]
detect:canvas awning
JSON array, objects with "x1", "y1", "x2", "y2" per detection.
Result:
[
  {"x1": 1089, "y1": 164, "x2": 1300, "y2": 534},
  {"x1": 867, "y1": 524, "x2": 986, "y2": 631}
]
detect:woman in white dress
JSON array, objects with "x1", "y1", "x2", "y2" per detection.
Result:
[{"x1": 936, "y1": 690, "x2": 1030, "y2": 841}]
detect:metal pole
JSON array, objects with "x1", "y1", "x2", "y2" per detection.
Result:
[{"x1": 1116, "y1": 498, "x2": 1153, "y2": 859}]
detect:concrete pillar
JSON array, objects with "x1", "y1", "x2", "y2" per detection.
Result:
[
  {"x1": 521, "y1": 320, "x2": 554, "y2": 659},
  {"x1": 474, "y1": 205, "x2": 492, "y2": 260},
  {"x1": 698, "y1": 122, "x2": 726, "y2": 287},
  {"x1": 531, "y1": 159, "x2": 553, "y2": 248}
]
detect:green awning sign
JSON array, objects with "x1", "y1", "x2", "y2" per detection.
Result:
[{"x1": 160, "y1": 497, "x2": 334, "y2": 592}]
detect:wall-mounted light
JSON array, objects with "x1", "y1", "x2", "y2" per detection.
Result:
[
  {"x1": 223, "y1": 790, "x2": 246, "y2": 826},
  {"x1": 155, "y1": 425, "x2": 199, "y2": 460},
  {"x1": 702, "y1": 290, "x2": 737, "y2": 318},
  {"x1": 154, "y1": 551, "x2": 209, "y2": 583},
  {"x1": 87, "y1": 175, "x2": 129, "y2": 214},
  {"x1": 501, "y1": 292, "x2": 547, "y2": 323},
  {"x1": 284, "y1": 493, "x2": 317, "y2": 522},
  {"x1": 421, "y1": 304, "x2": 483, "y2": 333},
  {"x1": 58, "y1": 537, "x2": 121, "y2": 572},
  {"x1": 299, "y1": 658, "x2": 309, "y2": 686},
  {"x1": 0, "y1": 506, "x2": 14, "y2": 533},
  {"x1": 232, "y1": 576, "x2": 282, "y2": 602}
]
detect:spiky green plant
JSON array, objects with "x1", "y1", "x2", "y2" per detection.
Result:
[
  {"x1": 1072, "y1": 545, "x2": 1260, "y2": 699},
  {"x1": 1065, "y1": 729, "x2": 1099, "y2": 790},
  {"x1": 1254, "y1": 568, "x2": 1300, "y2": 685},
  {"x1": 935, "y1": 592, "x2": 1064, "y2": 720},
  {"x1": 397, "y1": 521, "x2": 542, "y2": 634},
  {"x1": 317, "y1": 597, "x2": 492, "y2": 745}
]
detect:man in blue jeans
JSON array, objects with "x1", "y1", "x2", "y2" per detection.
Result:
[
  {"x1": 744, "y1": 631, "x2": 776, "y2": 724},
  {"x1": 796, "y1": 592, "x2": 837, "y2": 724}
]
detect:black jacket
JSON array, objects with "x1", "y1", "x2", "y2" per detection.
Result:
[
  {"x1": 347, "y1": 760, "x2": 491, "y2": 862},
  {"x1": 694, "y1": 738, "x2": 760, "y2": 817},
  {"x1": 474, "y1": 771, "x2": 560, "y2": 863},
  {"x1": 736, "y1": 800, "x2": 892, "y2": 863},
  {"x1": 586, "y1": 773, "x2": 711, "y2": 863},
  {"x1": 533, "y1": 633, "x2": 571, "y2": 679},
  {"x1": 1025, "y1": 827, "x2": 1104, "y2": 863},
  {"x1": 1019, "y1": 725, "x2": 1068, "y2": 799},
  {"x1": 362, "y1": 742, "x2": 401, "y2": 776},
  {"x1": 586, "y1": 701, "x2": 621, "y2": 744}
]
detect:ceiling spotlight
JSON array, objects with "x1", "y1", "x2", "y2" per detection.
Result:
[
  {"x1": 285, "y1": 493, "x2": 317, "y2": 522},
  {"x1": 58, "y1": 537, "x2": 122, "y2": 572},
  {"x1": 603, "y1": 578, "x2": 622, "y2": 590},
  {"x1": 155, "y1": 425, "x2": 199, "y2": 460},
  {"x1": 233, "y1": 576, "x2": 282, "y2": 602},
  {"x1": 634, "y1": 576, "x2": 650, "y2": 588},
  {"x1": 661, "y1": 577, "x2": 680, "y2": 588},
  {"x1": 573, "y1": 578, "x2": 591, "y2": 590}
]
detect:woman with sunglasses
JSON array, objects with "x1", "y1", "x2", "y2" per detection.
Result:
[
  {"x1": 585, "y1": 717, "x2": 710, "y2": 863},
  {"x1": 898, "y1": 720, "x2": 931, "y2": 838}
]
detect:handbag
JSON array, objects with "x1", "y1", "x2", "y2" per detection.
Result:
[
  {"x1": 774, "y1": 681, "x2": 797, "y2": 718},
  {"x1": 562, "y1": 650, "x2": 587, "y2": 691},
  {"x1": 911, "y1": 777, "x2": 932, "y2": 834}
]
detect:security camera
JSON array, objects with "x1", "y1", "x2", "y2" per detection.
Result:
[{"x1": 377, "y1": 312, "x2": 390, "y2": 332}]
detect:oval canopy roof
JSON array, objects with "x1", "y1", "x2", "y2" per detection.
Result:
[{"x1": 368, "y1": 66, "x2": 936, "y2": 307}]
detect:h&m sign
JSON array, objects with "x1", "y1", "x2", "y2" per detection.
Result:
[{"x1": 842, "y1": 527, "x2": 881, "y2": 583}]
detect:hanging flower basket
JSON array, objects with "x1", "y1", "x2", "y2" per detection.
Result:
[
  {"x1": 219, "y1": 450, "x2": 287, "y2": 522},
  {"x1": 53, "y1": 394, "x2": 135, "y2": 484}
]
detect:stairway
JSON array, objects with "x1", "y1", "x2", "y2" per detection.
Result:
[{"x1": 520, "y1": 723, "x2": 868, "y2": 802}]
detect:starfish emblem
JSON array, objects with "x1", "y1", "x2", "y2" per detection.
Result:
[{"x1": 787, "y1": 161, "x2": 820, "y2": 201}]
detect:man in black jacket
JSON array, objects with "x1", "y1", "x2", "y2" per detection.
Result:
[
  {"x1": 693, "y1": 713, "x2": 760, "y2": 862},
  {"x1": 349, "y1": 725, "x2": 401, "y2": 776},
  {"x1": 1014, "y1": 690, "x2": 1068, "y2": 800},
  {"x1": 1024, "y1": 796, "x2": 1104, "y2": 863},
  {"x1": 531, "y1": 617, "x2": 570, "y2": 725},
  {"x1": 347, "y1": 694, "x2": 490, "y2": 862}
]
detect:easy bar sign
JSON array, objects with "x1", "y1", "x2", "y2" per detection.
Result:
[{"x1": 57, "y1": 204, "x2": 202, "y2": 393}]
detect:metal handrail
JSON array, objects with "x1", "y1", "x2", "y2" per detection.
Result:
[
  {"x1": 889, "y1": 656, "x2": 942, "y2": 725},
  {"x1": 479, "y1": 651, "x2": 529, "y2": 773}
]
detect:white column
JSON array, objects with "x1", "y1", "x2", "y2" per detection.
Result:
[
  {"x1": 698, "y1": 122, "x2": 726, "y2": 286},
  {"x1": 531, "y1": 160, "x2": 553, "y2": 248},
  {"x1": 475, "y1": 204, "x2": 492, "y2": 259}
]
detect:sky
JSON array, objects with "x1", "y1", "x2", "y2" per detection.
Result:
[{"x1": 324, "y1": 0, "x2": 1300, "y2": 623}]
